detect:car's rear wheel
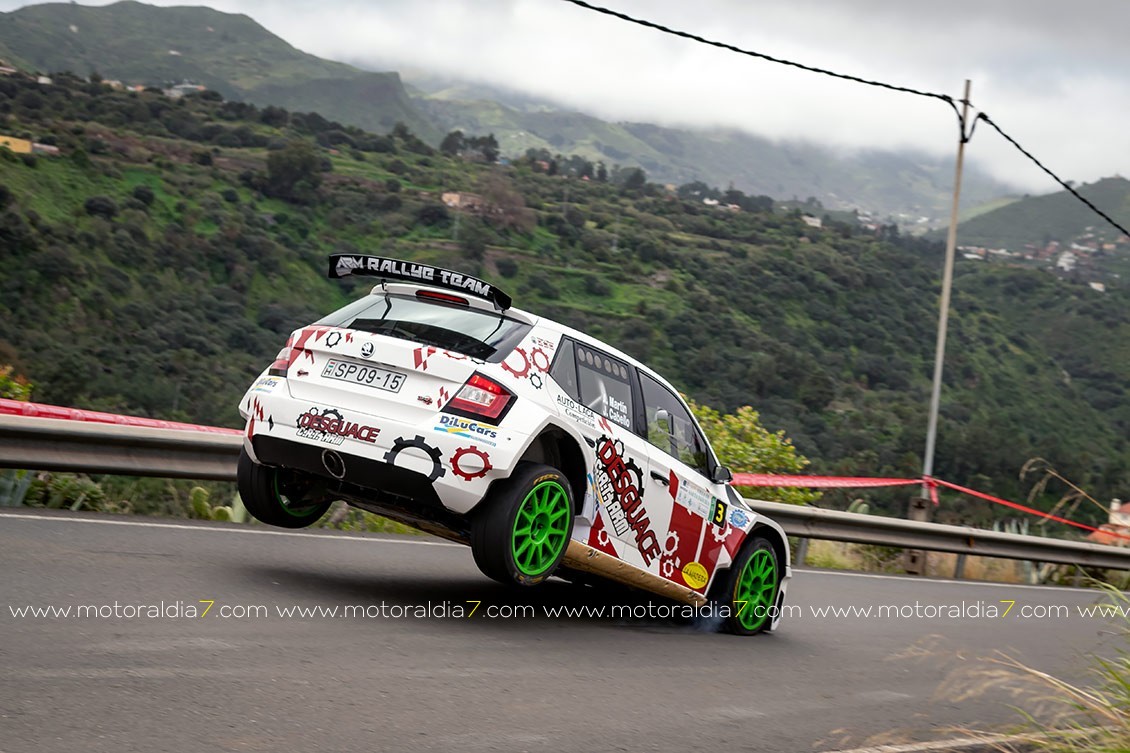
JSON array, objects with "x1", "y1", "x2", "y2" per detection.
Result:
[
  {"x1": 237, "y1": 447, "x2": 332, "y2": 528},
  {"x1": 716, "y1": 536, "x2": 780, "y2": 635},
  {"x1": 472, "y1": 462, "x2": 574, "y2": 586}
]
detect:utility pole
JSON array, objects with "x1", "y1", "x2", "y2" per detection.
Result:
[{"x1": 908, "y1": 79, "x2": 972, "y2": 575}]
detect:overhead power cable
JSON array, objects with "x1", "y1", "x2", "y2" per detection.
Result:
[
  {"x1": 558, "y1": 0, "x2": 960, "y2": 120},
  {"x1": 561, "y1": 0, "x2": 1129, "y2": 238},
  {"x1": 975, "y1": 114, "x2": 1130, "y2": 237}
]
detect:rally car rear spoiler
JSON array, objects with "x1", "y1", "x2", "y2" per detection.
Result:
[{"x1": 328, "y1": 254, "x2": 513, "y2": 311}]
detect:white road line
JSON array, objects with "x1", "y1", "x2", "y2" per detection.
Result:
[
  {"x1": 818, "y1": 735, "x2": 1009, "y2": 753},
  {"x1": 794, "y1": 566, "x2": 1097, "y2": 593},
  {"x1": 820, "y1": 727, "x2": 1094, "y2": 753},
  {"x1": 0, "y1": 513, "x2": 1113, "y2": 594},
  {"x1": 0, "y1": 512, "x2": 463, "y2": 547}
]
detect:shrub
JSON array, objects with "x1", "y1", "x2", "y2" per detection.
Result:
[{"x1": 83, "y1": 195, "x2": 118, "y2": 219}]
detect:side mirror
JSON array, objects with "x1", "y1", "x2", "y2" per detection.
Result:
[{"x1": 712, "y1": 465, "x2": 733, "y2": 484}]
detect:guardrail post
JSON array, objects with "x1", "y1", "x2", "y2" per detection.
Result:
[
  {"x1": 904, "y1": 496, "x2": 932, "y2": 575},
  {"x1": 953, "y1": 553, "x2": 967, "y2": 579},
  {"x1": 794, "y1": 537, "x2": 809, "y2": 567}
]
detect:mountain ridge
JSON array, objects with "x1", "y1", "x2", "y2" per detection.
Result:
[{"x1": 0, "y1": 0, "x2": 1020, "y2": 221}]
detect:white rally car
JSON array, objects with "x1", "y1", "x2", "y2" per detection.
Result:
[{"x1": 238, "y1": 255, "x2": 790, "y2": 634}]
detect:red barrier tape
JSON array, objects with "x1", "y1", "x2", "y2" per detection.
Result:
[
  {"x1": 0, "y1": 399, "x2": 242, "y2": 436},
  {"x1": 731, "y1": 473, "x2": 920, "y2": 489},
  {"x1": 731, "y1": 471, "x2": 1130, "y2": 542}
]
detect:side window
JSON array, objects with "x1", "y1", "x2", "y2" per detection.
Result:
[
  {"x1": 575, "y1": 344, "x2": 634, "y2": 429},
  {"x1": 549, "y1": 339, "x2": 580, "y2": 401},
  {"x1": 639, "y1": 372, "x2": 710, "y2": 476}
]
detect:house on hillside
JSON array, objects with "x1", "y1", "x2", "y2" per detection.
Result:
[
  {"x1": 1088, "y1": 500, "x2": 1130, "y2": 547},
  {"x1": 0, "y1": 135, "x2": 32, "y2": 153},
  {"x1": 165, "y1": 82, "x2": 205, "y2": 98},
  {"x1": 441, "y1": 192, "x2": 485, "y2": 212}
]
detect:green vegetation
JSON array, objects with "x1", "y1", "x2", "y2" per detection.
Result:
[
  {"x1": 0, "y1": 0, "x2": 1014, "y2": 222},
  {"x1": 942, "y1": 177, "x2": 1130, "y2": 250},
  {"x1": 0, "y1": 0, "x2": 436, "y2": 138},
  {"x1": 1, "y1": 74, "x2": 1128, "y2": 529}
]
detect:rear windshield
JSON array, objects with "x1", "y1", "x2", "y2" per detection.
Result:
[{"x1": 316, "y1": 293, "x2": 532, "y2": 362}]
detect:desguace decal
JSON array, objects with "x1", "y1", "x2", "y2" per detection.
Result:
[{"x1": 594, "y1": 436, "x2": 661, "y2": 565}]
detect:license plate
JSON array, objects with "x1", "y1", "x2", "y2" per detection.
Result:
[{"x1": 320, "y1": 359, "x2": 406, "y2": 393}]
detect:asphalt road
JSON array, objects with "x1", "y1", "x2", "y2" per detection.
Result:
[{"x1": 1, "y1": 510, "x2": 1122, "y2": 752}]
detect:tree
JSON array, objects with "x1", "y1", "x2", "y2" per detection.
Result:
[
  {"x1": 687, "y1": 398, "x2": 820, "y2": 506},
  {"x1": 440, "y1": 130, "x2": 465, "y2": 156},
  {"x1": 621, "y1": 167, "x2": 647, "y2": 191},
  {"x1": 266, "y1": 140, "x2": 322, "y2": 203},
  {"x1": 83, "y1": 195, "x2": 118, "y2": 220}
]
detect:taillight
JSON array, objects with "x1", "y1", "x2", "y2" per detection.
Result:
[
  {"x1": 444, "y1": 372, "x2": 514, "y2": 422},
  {"x1": 267, "y1": 334, "x2": 299, "y2": 376}
]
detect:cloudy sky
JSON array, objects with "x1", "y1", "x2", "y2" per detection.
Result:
[{"x1": 5, "y1": 0, "x2": 1129, "y2": 192}]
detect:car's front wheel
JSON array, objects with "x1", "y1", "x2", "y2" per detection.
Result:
[
  {"x1": 716, "y1": 536, "x2": 781, "y2": 635},
  {"x1": 237, "y1": 447, "x2": 332, "y2": 528},
  {"x1": 471, "y1": 462, "x2": 574, "y2": 586}
]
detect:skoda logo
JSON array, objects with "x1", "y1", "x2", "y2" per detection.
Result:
[{"x1": 360, "y1": 342, "x2": 374, "y2": 358}]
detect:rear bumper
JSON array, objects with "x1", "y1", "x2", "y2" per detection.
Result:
[{"x1": 241, "y1": 381, "x2": 527, "y2": 515}]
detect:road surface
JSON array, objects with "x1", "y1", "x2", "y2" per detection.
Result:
[{"x1": 1, "y1": 510, "x2": 1120, "y2": 752}]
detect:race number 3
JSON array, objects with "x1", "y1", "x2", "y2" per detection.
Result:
[{"x1": 712, "y1": 499, "x2": 728, "y2": 528}]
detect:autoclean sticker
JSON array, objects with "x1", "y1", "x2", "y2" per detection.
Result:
[{"x1": 682, "y1": 561, "x2": 708, "y2": 590}]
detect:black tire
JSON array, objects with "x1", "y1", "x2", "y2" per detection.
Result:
[
  {"x1": 237, "y1": 447, "x2": 332, "y2": 529},
  {"x1": 472, "y1": 462, "x2": 575, "y2": 586},
  {"x1": 713, "y1": 536, "x2": 781, "y2": 635}
]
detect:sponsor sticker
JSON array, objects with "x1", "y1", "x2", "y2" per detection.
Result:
[
  {"x1": 682, "y1": 561, "x2": 709, "y2": 590},
  {"x1": 433, "y1": 415, "x2": 499, "y2": 446},
  {"x1": 555, "y1": 393, "x2": 599, "y2": 429},
  {"x1": 251, "y1": 376, "x2": 281, "y2": 394},
  {"x1": 729, "y1": 508, "x2": 750, "y2": 528},
  {"x1": 594, "y1": 436, "x2": 661, "y2": 566},
  {"x1": 296, "y1": 408, "x2": 380, "y2": 445}
]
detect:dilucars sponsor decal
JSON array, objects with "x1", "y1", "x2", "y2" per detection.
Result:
[
  {"x1": 434, "y1": 415, "x2": 499, "y2": 446},
  {"x1": 594, "y1": 436, "x2": 661, "y2": 566},
  {"x1": 296, "y1": 408, "x2": 380, "y2": 445}
]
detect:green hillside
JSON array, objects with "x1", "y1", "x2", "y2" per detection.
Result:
[
  {"x1": 0, "y1": 0, "x2": 436, "y2": 139},
  {"x1": 0, "y1": 73, "x2": 1126, "y2": 527},
  {"x1": 415, "y1": 92, "x2": 1018, "y2": 224},
  {"x1": 0, "y1": 1, "x2": 1015, "y2": 225},
  {"x1": 944, "y1": 177, "x2": 1130, "y2": 250}
]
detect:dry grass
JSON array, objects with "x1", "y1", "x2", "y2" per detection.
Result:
[{"x1": 800, "y1": 540, "x2": 1034, "y2": 584}]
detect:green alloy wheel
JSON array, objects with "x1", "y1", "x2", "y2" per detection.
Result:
[
  {"x1": 472, "y1": 462, "x2": 575, "y2": 586},
  {"x1": 720, "y1": 536, "x2": 780, "y2": 635},
  {"x1": 237, "y1": 447, "x2": 332, "y2": 528}
]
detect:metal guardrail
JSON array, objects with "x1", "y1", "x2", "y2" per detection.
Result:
[
  {"x1": 0, "y1": 415, "x2": 241, "y2": 481},
  {"x1": 747, "y1": 498, "x2": 1130, "y2": 571},
  {"x1": 3, "y1": 414, "x2": 1130, "y2": 571}
]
